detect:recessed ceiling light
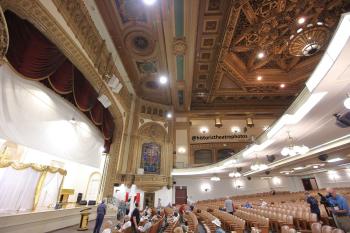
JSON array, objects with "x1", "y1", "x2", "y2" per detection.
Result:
[
  {"x1": 257, "y1": 52, "x2": 265, "y2": 59},
  {"x1": 143, "y1": 0, "x2": 156, "y2": 5},
  {"x1": 166, "y1": 112, "x2": 172, "y2": 118},
  {"x1": 344, "y1": 95, "x2": 350, "y2": 109},
  {"x1": 257, "y1": 75, "x2": 262, "y2": 81},
  {"x1": 178, "y1": 147, "x2": 186, "y2": 153},
  {"x1": 280, "y1": 83, "x2": 285, "y2": 88},
  {"x1": 297, "y1": 17, "x2": 306, "y2": 24},
  {"x1": 327, "y1": 157, "x2": 343, "y2": 163},
  {"x1": 159, "y1": 75, "x2": 168, "y2": 84},
  {"x1": 313, "y1": 165, "x2": 319, "y2": 169},
  {"x1": 293, "y1": 166, "x2": 305, "y2": 170}
]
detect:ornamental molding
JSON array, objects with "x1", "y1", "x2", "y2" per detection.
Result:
[
  {"x1": 0, "y1": 5, "x2": 8, "y2": 61},
  {"x1": 173, "y1": 37, "x2": 187, "y2": 56}
]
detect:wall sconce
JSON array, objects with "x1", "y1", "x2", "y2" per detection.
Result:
[
  {"x1": 199, "y1": 127, "x2": 209, "y2": 134},
  {"x1": 215, "y1": 117, "x2": 223, "y2": 128},
  {"x1": 246, "y1": 118, "x2": 254, "y2": 128}
]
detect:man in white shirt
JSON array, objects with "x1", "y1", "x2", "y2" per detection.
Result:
[{"x1": 260, "y1": 199, "x2": 268, "y2": 207}]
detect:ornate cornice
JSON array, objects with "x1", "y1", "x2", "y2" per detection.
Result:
[
  {"x1": 115, "y1": 174, "x2": 171, "y2": 193},
  {"x1": 52, "y1": 0, "x2": 131, "y2": 111},
  {"x1": 0, "y1": 5, "x2": 8, "y2": 60}
]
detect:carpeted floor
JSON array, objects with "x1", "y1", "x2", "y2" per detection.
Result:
[{"x1": 49, "y1": 218, "x2": 114, "y2": 233}]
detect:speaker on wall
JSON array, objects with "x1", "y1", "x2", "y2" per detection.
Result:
[
  {"x1": 266, "y1": 155, "x2": 276, "y2": 163},
  {"x1": 318, "y1": 154, "x2": 328, "y2": 161},
  {"x1": 77, "y1": 193, "x2": 83, "y2": 203},
  {"x1": 173, "y1": 181, "x2": 177, "y2": 185},
  {"x1": 247, "y1": 176, "x2": 252, "y2": 180},
  {"x1": 265, "y1": 170, "x2": 270, "y2": 175}
]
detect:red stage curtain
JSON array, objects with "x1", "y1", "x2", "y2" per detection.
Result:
[
  {"x1": 90, "y1": 102, "x2": 104, "y2": 125},
  {"x1": 49, "y1": 59, "x2": 74, "y2": 94},
  {"x1": 5, "y1": 10, "x2": 115, "y2": 152},
  {"x1": 73, "y1": 68, "x2": 97, "y2": 111},
  {"x1": 103, "y1": 109, "x2": 114, "y2": 140},
  {"x1": 5, "y1": 11, "x2": 66, "y2": 80}
]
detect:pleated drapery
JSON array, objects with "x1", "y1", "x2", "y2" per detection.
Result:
[{"x1": 4, "y1": 11, "x2": 114, "y2": 151}]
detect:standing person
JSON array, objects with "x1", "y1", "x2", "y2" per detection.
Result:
[
  {"x1": 224, "y1": 196, "x2": 234, "y2": 214},
  {"x1": 126, "y1": 198, "x2": 131, "y2": 215},
  {"x1": 212, "y1": 219, "x2": 225, "y2": 233},
  {"x1": 325, "y1": 188, "x2": 350, "y2": 232},
  {"x1": 93, "y1": 199, "x2": 107, "y2": 233},
  {"x1": 131, "y1": 202, "x2": 141, "y2": 233},
  {"x1": 305, "y1": 192, "x2": 321, "y2": 221}
]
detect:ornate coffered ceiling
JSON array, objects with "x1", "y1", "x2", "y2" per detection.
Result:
[
  {"x1": 191, "y1": 0, "x2": 350, "y2": 116},
  {"x1": 96, "y1": 0, "x2": 171, "y2": 105}
]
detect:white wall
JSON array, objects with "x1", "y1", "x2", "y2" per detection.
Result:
[
  {"x1": 313, "y1": 169, "x2": 350, "y2": 189},
  {"x1": 173, "y1": 176, "x2": 304, "y2": 202},
  {"x1": 155, "y1": 186, "x2": 173, "y2": 207}
]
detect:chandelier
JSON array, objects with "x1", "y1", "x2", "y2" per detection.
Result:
[
  {"x1": 210, "y1": 175, "x2": 220, "y2": 181},
  {"x1": 229, "y1": 172, "x2": 241, "y2": 178},
  {"x1": 281, "y1": 132, "x2": 309, "y2": 156},
  {"x1": 250, "y1": 155, "x2": 268, "y2": 171},
  {"x1": 289, "y1": 22, "x2": 330, "y2": 57}
]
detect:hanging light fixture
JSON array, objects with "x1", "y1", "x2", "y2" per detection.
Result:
[
  {"x1": 210, "y1": 174, "x2": 220, "y2": 181},
  {"x1": 343, "y1": 93, "x2": 350, "y2": 109},
  {"x1": 250, "y1": 155, "x2": 268, "y2": 171},
  {"x1": 229, "y1": 172, "x2": 241, "y2": 178},
  {"x1": 281, "y1": 132, "x2": 309, "y2": 156}
]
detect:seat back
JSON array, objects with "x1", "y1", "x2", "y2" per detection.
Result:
[
  {"x1": 322, "y1": 225, "x2": 333, "y2": 233},
  {"x1": 311, "y1": 222, "x2": 322, "y2": 233}
]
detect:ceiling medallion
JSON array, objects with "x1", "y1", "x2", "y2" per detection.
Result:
[
  {"x1": 289, "y1": 23, "x2": 330, "y2": 57},
  {"x1": 172, "y1": 37, "x2": 187, "y2": 56}
]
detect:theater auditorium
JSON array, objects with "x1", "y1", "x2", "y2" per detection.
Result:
[{"x1": 0, "y1": 0, "x2": 350, "y2": 233}]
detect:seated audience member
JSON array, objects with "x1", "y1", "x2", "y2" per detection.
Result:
[
  {"x1": 117, "y1": 215, "x2": 131, "y2": 232},
  {"x1": 174, "y1": 226, "x2": 184, "y2": 233},
  {"x1": 212, "y1": 218, "x2": 225, "y2": 233},
  {"x1": 270, "y1": 189, "x2": 276, "y2": 195},
  {"x1": 102, "y1": 220, "x2": 113, "y2": 233},
  {"x1": 138, "y1": 217, "x2": 152, "y2": 233},
  {"x1": 181, "y1": 220, "x2": 189, "y2": 233},
  {"x1": 305, "y1": 191, "x2": 321, "y2": 220},
  {"x1": 325, "y1": 188, "x2": 350, "y2": 232},
  {"x1": 243, "y1": 201, "x2": 252, "y2": 208},
  {"x1": 260, "y1": 199, "x2": 268, "y2": 207}
]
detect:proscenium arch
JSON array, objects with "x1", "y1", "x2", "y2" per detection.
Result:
[{"x1": 0, "y1": 2, "x2": 126, "y2": 197}]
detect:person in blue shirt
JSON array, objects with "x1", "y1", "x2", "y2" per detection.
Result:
[
  {"x1": 305, "y1": 192, "x2": 321, "y2": 220},
  {"x1": 326, "y1": 188, "x2": 350, "y2": 232},
  {"x1": 243, "y1": 201, "x2": 252, "y2": 208},
  {"x1": 326, "y1": 188, "x2": 350, "y2": 216},
  {"x1": 93, "y1": 199, "x2": 107, "y2": 233}
]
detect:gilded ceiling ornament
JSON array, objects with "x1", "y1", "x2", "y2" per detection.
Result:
[
  {"x1": 0, "y1": 5, "x2": 9, "y2": 61},
  {"x1": 172, "y1": 37, "x2": 187, "y2": 56}
]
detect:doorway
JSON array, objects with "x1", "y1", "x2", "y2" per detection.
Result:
[
  {"x1": 175, "y1": 186, "x2": 187, "y2": 205},
  {"x1": 144, "y1": 192, "x2": 155, "y2": 208},
  {"x1": 302, "y1": 177, "x2": 319, "y2": 190}
]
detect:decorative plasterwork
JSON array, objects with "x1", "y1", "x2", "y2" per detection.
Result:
[
  {"x1": 191, "y1": 0, "x2": 349, "y2": 114},
  {"x1": 173, "y1": 37, "x2": 187, "y2": 56},
  {"x1": 52, "y1": 0, "x2": 131, "y2": 110},
  {"x1": 95, "y1": 0, "x2": 171, "y2": 105},
  {"x1": 114, "y1": 174, "x2": 171, "y2": 192},
  {"x1": 0, "y1": 5, "x2": 8, "y2": 60}
]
